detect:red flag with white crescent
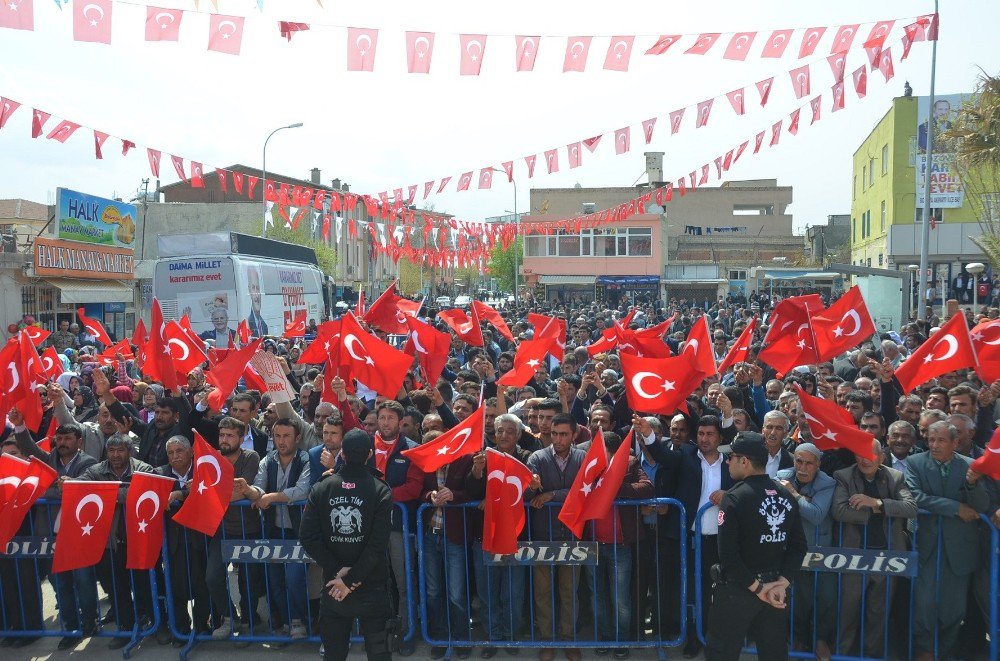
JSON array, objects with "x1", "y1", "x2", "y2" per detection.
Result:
[
  {"x1": 52, "y1": 480, "x2": 120, "y2": 573},
  {"x1": 482, "y1": 449, "x2": 535, "y2": 555},
  {"x1": 0, "y1": 457, "x2": 56, "y2": 549},
  {"x1": 402, "y1": 405, "x2": 484, "y2": 473},
  {"x1": 718, "y1": 317, "x2": 757, "y2": 375},
  {"x1": 171, "y1": 432, "x2": 235, "y2": 537},
  {"x1": 895, "y1": 314, "x2": 977, "y2": 394},
  {"x1": 125, "y1": 472, "x2": 177, "y2": 569},
  {"x1": 77, "y1": 307, "x2": 113, "y2": 347}
]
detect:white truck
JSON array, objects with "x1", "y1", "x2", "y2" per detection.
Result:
[{"x1": 153, "y1": 232, "x2": 327, "y2": 337}]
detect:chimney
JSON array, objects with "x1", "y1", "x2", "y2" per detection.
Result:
[
  {"x1": 342, "y1": 182, "x2": 350, "y2": 192},
  {"x1": 310, "y1": 168, "x2": 321, "y2": 185},
  {"x1": 330, "y1": 178, "x2": 341, "y2": 190},
  {"x1": 644, "y1": 152, "x2": 665, "y2": 184}
]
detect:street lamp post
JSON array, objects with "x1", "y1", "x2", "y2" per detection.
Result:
[
  {"x1": 261, "y1": 122, "x2": 304, "y2": 238},
  {"x1": 967, "y1": 262, "x2": 986, "y2": 314},
  {"x1": 916, "y1": 0, "x2": 939, "y2": 321},
  {"x1": 907, "y1": 264, "x2": 920, "y2": 319},
  {"x1": 491, "y1": 168, "x2": 518, "y2": 310}
]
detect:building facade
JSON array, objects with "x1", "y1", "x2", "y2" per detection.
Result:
[{"x1": 850, "y1": 93, "x2": 987, "y2": 298}]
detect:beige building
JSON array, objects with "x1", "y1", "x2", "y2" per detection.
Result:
[{"x1": 0, "y1": 198, "x2": 50, "y2": 252}]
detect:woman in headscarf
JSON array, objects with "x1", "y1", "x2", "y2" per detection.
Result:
[
  {"x1": 57, "y1": 372, "x2": 81, "y2": 394},
  {"x1": 185, "y1": 367, "x2": 209, "y2": 405},
  {"x1": 72, "y1": 386, "x2": 100, "y2": 423},
  {"x1": 138, "y1": 383, "x2": 163, "y2": 424}
]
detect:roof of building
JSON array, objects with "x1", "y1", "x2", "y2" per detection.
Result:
[{"x1": 0, "y1": 199, "x2": 49, "y2": 221}]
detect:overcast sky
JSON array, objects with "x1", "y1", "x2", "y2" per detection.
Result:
[{"x1": 0, "y1": 0, "x2": 994, "y2": 233}]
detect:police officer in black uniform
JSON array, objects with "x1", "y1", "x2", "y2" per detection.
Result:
[
  {"x1": 706, "y1": 432, "x2": 808, "y2": 661},
  {"x1": 300, "y1": 429, "x2": 394, "y2": 661}
]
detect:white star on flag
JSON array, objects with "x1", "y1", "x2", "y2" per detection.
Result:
[
  {"x1": 436, "y1": 445, "x2": 451, "y2": 456},
  {"x1": 81, "y1": 522, "x2": 94, "y2": 535},
  {"x1": 138, "y1": 519, "x2": 149, "y2": 533}
]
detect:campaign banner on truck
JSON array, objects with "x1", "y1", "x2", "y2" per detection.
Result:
[{"x1": 55, "y1": 187, "x2": 139, "y2": 249}]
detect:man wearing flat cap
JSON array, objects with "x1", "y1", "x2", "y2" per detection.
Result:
[
  {"x1": 706, "y1": 431, "x2": 807, "y2": 661},
  {"x1": 300, "y1": 429, "x2": 394, "y2": 661}
]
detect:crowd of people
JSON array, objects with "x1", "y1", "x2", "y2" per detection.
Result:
[{"x1": 0, "y1": 290, "x2": 998, "y2": 661}]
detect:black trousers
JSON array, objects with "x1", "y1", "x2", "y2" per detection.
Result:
[
  {"x1": 97, "y1": 543, "x2": 153, "y2": 630},
  {"x1": 319, "y1": 588, "x2": 392, "y2": 661},
  {"x1": 706, "y1": 582, "x2": 789, "y2": 661}
]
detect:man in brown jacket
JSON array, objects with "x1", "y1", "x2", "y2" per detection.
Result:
[{"x1": 831, "y1": 439, "x2": 917, "y2": 658}]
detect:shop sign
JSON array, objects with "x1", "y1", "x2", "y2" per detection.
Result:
[
  {"x1": 34, "y1": 237, "x2": 135, "y2": 280},
  {"x1": 55, "y1": 188, "x2": 139, "y2": 249}
]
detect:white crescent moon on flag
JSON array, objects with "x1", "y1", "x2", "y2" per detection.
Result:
[
  {"x1": 218, "y1": 20, "x2": 238, "y2": 36},
  {"x1": 840, "y1": 310, "x2": 863, "y2": 337},
  {"x1": 982, "y1": 325, "x2": 1000, "y2": 346},
  {"x1": 932, "y1": 335, "x2": 958, "y2": 361},
  {"x1": 135, "y1": 490, "x2": 161, "y2": 519},
  {"x1": 75, "y1": 492, "x2": 105, "y2": 523},
  {"x1": 356, "y1": 34, "x2": 372, "y2": 51},
  {"x1": 41, "y1": 356, "x2": 54, "y2": 373},
  {"x1": 582, "y1": 457, "x2": 600, "y2": 480},
  {"x1": 684, "y1": 339, "x2": 699, "y2": 354},
  {"x1": 344, "y1": 334, "x2": 370, "y2": 363},
  {"x1": 410, "y1": 332, "x2": 428, "y2": 355},
  {"x1": 449, "y1": 428, "x2": 474, "y2": 454},
  {"x1": 155, "y1": 11, "x2": 175, "y2": 26},
  {"x1": 486, "y1": 469, "x2": 504, "y2": 502},
  {"x1": 506, "y1": 475, "x2": 524, "y2": 505},
  {"x1": 414, "y1": 36, "x2": 430, "y2": 53},
  {"x1": 15, "y1": 476, "x2": 40, "y2": 506},
  {"x1": 466, "y1": 40, "x2": 483, "y2": 57},
  {"x1": 6, "y1": 363, "x2": 19, "y2": 394},
  {"x1": 734, "y1": 35, "x2": 749, "y2": 50},
  {"x1": 0, "y1": 476, "x2": 22, "y2": 489},
  {"x1": 630, "y1": 372, "x2": 662, "y2": 400},
  {"x1": 83, "y1": 3, "x2": 104, "y2": 20},
  {"x1": 167, "y1": 338, "x2": 190, "y2": 361},
  {"x1": 773, "y1": 34, "x2": 787, "y2": 47},
  {"x1": 570, "y1": 41, "x2": 585, "y2": 57},
  {"x1": 613, "y1": 40, "x2": 628, "y2": 56},
  {"x1": 196, "y1": 454, "x2": 222, "y2": 488}
]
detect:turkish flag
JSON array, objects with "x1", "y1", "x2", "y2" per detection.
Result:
[
  {"x1": 497, "y1": 338, "x2": 556, "y2": 388},
  {"x1": 9, "y1": 331, "x2": 44, "y2": 431},
  {"x1": 876, "y1": 48, "x2": 895, "y2": 82},
  {"x1": 642, "y1": 118, "x2": 656, "y2": 144},
  {"x1": 191, "y1": 162, "x2": 205, "y2": 188},
  {"x1": 0, "y1": 98, "x2": 21, "y2": 131},
  {"x1": 208, "y1": 15, "x2": 244, "y2": 55},
  {"x1": 558, "y1": 429, "x2": 609, "y2": 538},
  {"x1": 617, "y1": 319, "x2": 672, "y2": 359},
  {"x1": 812, "y1": 286, "x2": 876, "y2": 361},
  {"x1": 614, "y1": 127, "x2": 631, "y2": 154},
  {"x1": 22, "y1": 324, "x2": 49, "y2": 347},
  {"x1": 515, "y1": 35, "x2": 539, "y2": 71},
  {"x1": 39, "y1": 346, "x2": 63, "y2": 382},
  {"x1": 544, "y1": 149, "x2": 559, "y2": 174},
  {"x1": 147, "y1": 148, "x2": 161, "y2": 177},
  {"x1": 895, "y1": 314, "x2": 977, "y2": 394},
  {"x1": 563, "y1": 36, "x2": 592, "y2": 72},
  {"x1": 145, "y1": 6, "x2": 182, "y2": 41},
  {"x1": 529, "y1": 313, "x2": 567, "y2": 361},
  {"x1": 298, "y1": 320, "x2": 341, "y2": 364},
  {"x1": 404, "y1": 317, "x2": 450, "y2": 385},
  {"x1": 30, "y1": 109, "x2": 49, "y2": 138},
  {"x1": 0, "y1": 0, "x2": 33, "y2": 31},
  {"x1": 132, "y1": 318, "x2": 147, "y2": 353},
  {"x1": 472, "y1": 300, "x2": 514, "y2": 342},
  {"x1": 364, "y1": 280, "x2": 408, "y2": 334},
  {"x1": 346, "y1": 27, "x2": 378, "y2": 71},
  {"x1": 603, "y1": 35, "x2": 634, "y2": 72},
  {"x1": 482, "y1": 449, "x2": 534, "y2": 555},
  {"x1": 279, "y1": 21, "x2": 309, "y2": 41},
  {"x1": 338, "y1": 314, "x2": 412, "y2": 398},
  {"x1": 763, "y1": 294, "x2": 823, "y2": 343},
  {"x1": 0, "y1": 457, "x2": 56, "y2": 549},
  {"x1": 76, "y1": 308, "x2": 114, "y2": 347},
  {"x1": 971, "y1": 319, "x2": 1000, "y2": 383},
  {"x1": 403, "y1": 405, "x2": 484, "y2": 472},
  {"x1": 620, "y1": 350, "x2": 701, "y2": 416},
  {"x1": 73, "y1": 0, "x2": 112, "y2": 44},
  {"x1": 237, "y1": 319, "x2": 251, "y2": 345},
  {"x1": 406, "y1": 31, "x2": 434, "y2": 73},
  {"x1": 205, "y1": 339, "x2": 262, "y2": 411},
  {"x1": 971, "y1": 427, "x2": 1000, "y2": 480},
  {"x1": 125, "y1": 472, "x2": 176, "y2": 570},
  {"x1": 761, "y1": 29, "x2": 793, "y2": 57},
  {"x1": 723, "y1": 32, "x2": 756, "y2": 61},
  {"x1": 864, "y1": 20, "x2": 895, "y2": 50},
  {"x1": 588, "y1": 328, "x2": 619, "y2": 357},
  {"x1": 46, "y1": 121, "x2": 81, "y2": 143},
  {"x1": 830, "y1": 24, "x2": 860, "y2": 53},
  {"x1": 726, "y1": 88, "x2": 746, "y2": 115},
  {"x1": 796, "y1": 386, "x2": 876, "y2": 460},
  {"x1": 798, "y1": 26, "x2": 826, "y2": 58},
  {"x1": 685, "y1": 33, "x2": 720, "y2": 55},
  {"x1": 759, "y1": 320, "x2": 821, "y2": 378},
  {"x1": 0, "y1": 453, "x2": 30, "y2": 509},
  {"x1": 756, "y1": 77, "x2": 774, "y2": 106},
  {"x1": 718, "y1": 318, "x2": 757, "y2": 375},
  {"x1": 457, "y1": 172, "x2": 473, "y2": 192},
  {"x1": 52, "y1": 480, "x2": 120, "y2": 572},
  {"x1": 171, "y1": 155, "x2": 187, "y2": 181},
  {"x1": 438, "y1": 307, "x2": 484, "y2": 347},
  {"x1": 682, "y1": 316, "x2": 717, "y2": 378},
  {"x1": 163, "y1": 321, "x2": 207, "y2": 374},
  {"x1": 645, "y1": 35, "x2": 681, "y2": 55},
  {"x1": 284, "y1": 309, "x2": 307, "y2": 338},
  {"x1": 479, "y1": 168, "x2": 494, "y2": 189},
  {"x1": 790, "y1": 64, "x2": 811, "y2": 99},
  {"x1": 565, "y1": 428, "x2": 634, "y2": 539},
  {"x1": 171, "y1": 433, "x2": 234, "y2": 537},
  {"x1": 695, "y1": 99, "x2": 713, "y2": 128},
  {"x1": 852, "y1": 65, "x2": 868, "y2": 99},
  {"x1": 459, "y1": 34, "x2": 486, "y2": 75}
]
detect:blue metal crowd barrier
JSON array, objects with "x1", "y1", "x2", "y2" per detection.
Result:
[
  {"x1": 693, "y1": 502, "x2": 1000, "y2": 661},
  {"x1": 415, "y1": 498, "x2": 687, "y2": 657},
  {"x1": 160, "y1": 499, "x2": 415, "y2": 660},
  {"x1": 0, "y1": 497, "x2": 161, "y2": 658}
]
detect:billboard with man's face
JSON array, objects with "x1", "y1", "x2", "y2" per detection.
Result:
[{"x1": 915, "y1": 93, "x2": 972, "y2": 209}]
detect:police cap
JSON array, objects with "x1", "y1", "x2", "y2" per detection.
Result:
[
  {"x1": 342, "y1": 428, "x2": 373, "y2": 465},
  {"x1": 726, "y1": 431, "x2": 768, "y2": 463}
]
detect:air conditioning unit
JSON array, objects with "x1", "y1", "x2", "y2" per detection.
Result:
[
  {"x1": 346, "y1": 265, "x2": 355, "y2": 275},
  {"x1": 582, "y1": 202, "x2": 596, "y2": 214}
]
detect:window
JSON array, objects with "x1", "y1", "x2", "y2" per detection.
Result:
[
  {"x1": 627, "y1": 227, "x2": 652, "y2": 256},
  {"x1": 525, "y1": 235, "x2": 546, "y2": 256},
  {"x1": 878, "y1": 253, "x2": 884, "y2": 266},
  {"x1": 557, "y1": 231, "x2": 580, "y2": 257},
  {"x1": 534, "y1": 227, "x2": 650, "y2": 257},
  {"x1": 862, "y1": 166, "x2": 867, "y2": 191},
  {"x1": 852, "y1": 217, "x2": 857, "y2": 242},
  {"x1": 728, "y1": 269, "x2": 748, "y2": 280},
  {"x1": 880, "y1": 200, "x2": 886, "y2": 232},
  {"x1": 594, "y1": 229, "x2": 617, "y2": 257},
  {"x1": 867, "y1": 258, "x2": 872, "y2": 267},
  {"x1": 869, "y1": 158, "x2": 875, "y2": 186},
  {"x1": 881, "y1": 144, "x2": 889, "y2": 175}
]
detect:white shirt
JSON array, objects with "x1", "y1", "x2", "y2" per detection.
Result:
[
  {"x1": 766, "y1": 451, "x2": 782, "y2": 478},
  {"x1": 241, "y1": 428, "x2": 256, "y2": 452},
  {"x1": 891, "y1": 454, "x2": 908, "y2": 473},
  {"x1": 696, "y1": 450, "x2": 723, "y2": 535}
]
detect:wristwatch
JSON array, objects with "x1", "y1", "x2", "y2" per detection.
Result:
[{"x1": 874, "y1": 499, "x2": 883, "y2": 512}]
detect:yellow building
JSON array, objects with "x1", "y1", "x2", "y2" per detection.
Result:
[{"x1": 851, "y1": 93, "x2": 985, "y2": 302}]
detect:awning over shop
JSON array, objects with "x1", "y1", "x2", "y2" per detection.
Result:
[
  {"x1": 664, "y1": 278, "x2": 728, "y2": 286},
  {"x1": 43, "y1": 278, "x2": 135, "y2": 304},
  {"x1": 596, "y1": 275, "x2": 660, "y2": 285},
  {"x1": 539, "y1": 275, "x2": 597, "y2": 285},
  {"x1": 762, "y1": 271, "x2": 840, "y2": 280}
]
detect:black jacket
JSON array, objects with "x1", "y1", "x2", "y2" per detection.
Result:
[
  {"x1": 299, "y1": 463, "x2": 393, "y2": 593},
  {"x1": 644, "y1": 442, "x2": 736, "y2": 539}
]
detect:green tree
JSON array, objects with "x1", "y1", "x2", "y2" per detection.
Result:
[
  {"x1": 239, "y1": 210, "x2": 338, "y2": 276},
  {"x1": 487, "y1": 236, "x2": 522, "y2": 293},
  {"x1": 941, "y1": 73, "x2": 1000, "y2": 266}
]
